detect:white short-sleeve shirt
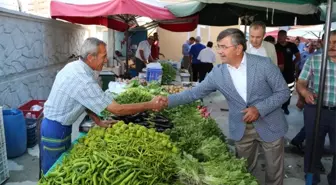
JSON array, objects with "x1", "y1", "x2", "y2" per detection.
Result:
[
  {"x1": 135, "y1": 40, "x2": 151, "y2": 61},
  {"x1": 197, "y1": 47, "x2": 216, "y2": 63}
]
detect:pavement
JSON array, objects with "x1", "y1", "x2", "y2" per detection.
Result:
[{"x1": 3, "y1": 92, "x2": 333, "y2": 185}]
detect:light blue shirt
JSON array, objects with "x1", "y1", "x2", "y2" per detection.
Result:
[
  {"x1": 182, "y1": 42, "x2": 190, "y2": 56},
  {"x1": 298, "y1": 51, "x2": 316, "y2": 70},
  {"x1": 44, "y1": 60, "x2": 113, "y2": 125}
]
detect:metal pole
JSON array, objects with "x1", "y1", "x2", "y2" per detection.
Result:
[
  {"x1": 125, "y1": 30, "x2": 129, "y2": 76},
  {"x1": 244, "y1": 23, "x2": 247, "y2": 37},
  {"x1": 306, "y1": 0, "x2": 333, "y2": 184}
]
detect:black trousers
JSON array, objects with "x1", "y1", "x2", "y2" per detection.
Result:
[
  {"x1": 199, "y1": 63, "x2": 213, "y2": 82},
  {"x1": 304, "y1": 104, "x2": 335, "y2": 185},
  {"x1": 135, "y1": 58, "x2": 146, "y2": 75},
  {"x1": 282, "y1": 81, "x2": 295, "y2": 110},
  {"x1": 192, "y1": 63, "x2": 202, "y2": 82}
]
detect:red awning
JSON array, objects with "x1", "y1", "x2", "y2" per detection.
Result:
[{"x1": 50, "y1": 0, "x2": 198, "y2": 32}]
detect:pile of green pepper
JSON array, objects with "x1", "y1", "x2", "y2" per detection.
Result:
[{"x1": 38, "y1": 121, "x2": 179, "y2": 185}]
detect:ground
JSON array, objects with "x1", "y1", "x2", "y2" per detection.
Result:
[{"x1": 3, "y1": 92, "x2": 332, "y2": 185}]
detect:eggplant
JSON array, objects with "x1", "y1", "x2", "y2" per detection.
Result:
[
  {"x1": 156, "y1": 127, "x2": 166, "y2": 132},
  {"x1": 155, "y1": 115, "x2": 168, "y2": 120},
  {"x1": 155, "y1": 122, "x2": 173, "y2": 129},
  {"x1": 136, "y1": 122, "x2": 150, "y2": 127},
  {"x1": 140, "y1": 112, "x2": 149, "y2": 118},
  {"x1": 134, "y1": 118, "x2": 143, "y2": 123},
  {"x1": 153, "y1": 118, "x2": 169, "y2": 124}
]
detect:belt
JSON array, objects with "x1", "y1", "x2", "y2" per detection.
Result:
[{"x1": 322, "y1": 106, "x2": 336, "y2": 111}]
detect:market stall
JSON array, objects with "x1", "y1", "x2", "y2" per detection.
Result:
[{"x1": 38, "y1": 61, "x2": 257, "y2": 185}]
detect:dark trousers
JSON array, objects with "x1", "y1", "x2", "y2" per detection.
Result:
[
  {"x1": 192, "y1": 63, "x2": 202, "y2": 82},
  {"x1": 292, "y1": 126, "x2": 306, "y2": 144},
  {"x1": 304, "y1": 104, "x2": 336, "y2": 185},
  {"x1": 199, "y1": 63, "x2": 213, "y2": 82},
  {"x1": 135, "y1": 58, "x2": 146, "y2": 75},
  {"x1": 282, "y1": 81, "x2": 295, "y2": 110}
]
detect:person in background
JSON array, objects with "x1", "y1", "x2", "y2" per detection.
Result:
[
  {"x1": 295, "y1": 37, "x2": 306, "y2": 53},
  {"x1": 135, "y1": 36, "x2": 155, "y2": 74},
  {"x1": 264, "y1": 36, "x2": 285, "y2": 71},
  {"x1": 121, "y1": 31, "x2": 132, "y2": 53},
  {"x1": 276, "y1": 30, "x2": 301, "y2": 115},
  {"x1": 189, "y1": 36, "x2": 206, "y2": 82},
  {"x1": 264, "y1": 35, "x2": 276, "y2": 45},
  {"x1": 181, "y1": 37, "x2": 196, "y2": 70},
  {"x1": 197, "y1": 41, "x2": 216, "y2": 82},
  {"x1": 41, "y1": 37, "x2": 165, "y2": 174},
  {"x1": 315, "y1": 39, "x2": 323, "y2": 54},
  {"x1": 157, "y1": 28, "x2": 290, "y2": 185},
  {"x1": 151, "y1": 32, "x2": 165, "y2": 60},
  {"x1": 296, "y1": 30, "x2": 336, "y2": 185},
  {"x1": 246, "y1": 21, "x2": 278, "y2": 65},
  {"x1": 298, "y1": 43, "x2": 317, "y2": 79}
]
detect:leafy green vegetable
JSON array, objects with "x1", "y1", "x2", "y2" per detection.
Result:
[
  {"x1": 114, "y1": 88, "x2": 153, "y2": 104},
  {"x1": 160, "y1": 61, "x2": 177, "y2": 85}
]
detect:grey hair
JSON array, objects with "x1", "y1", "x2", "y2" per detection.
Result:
[
  {"x1": 217, "y1": 28, "x2": 247, "y2": 51},
  {"x1": 80, "y1": 37, "x2": 106, "y2": 61},
  {"x1": 250, "y1": 21, "x2": 266, "y2": 34}
]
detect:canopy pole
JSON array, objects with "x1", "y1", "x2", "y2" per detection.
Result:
[
  {"x1": 244, "y1": 22, "x2": 247, "y2": 37},
  {"x1": 125, "y1": 29, "x2": 130, "y2": 77},
  {"x1": 306, "y1": 0, "x2": 333, "y2": 184}
]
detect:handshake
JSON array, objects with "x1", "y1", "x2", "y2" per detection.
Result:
[{"x1": 150, "y1": 96, "x2": 168, "y2": 111}]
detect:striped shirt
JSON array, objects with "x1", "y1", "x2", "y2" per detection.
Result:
[
  {"x1": 299, "y1": 54, "x2": 336, "y2": 106},
  {"x1": 44, "y1": 60, "x2": 113, "y2": 125}
]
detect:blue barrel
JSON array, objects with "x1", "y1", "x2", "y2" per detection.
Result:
[{"x1": 3, "y1": 109, "x2": 27, "y2": 158}]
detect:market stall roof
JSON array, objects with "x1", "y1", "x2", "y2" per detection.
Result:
[
  {"x1": 165, "y1": 0, "x2": 325, "y2": 26},
  {"x1": 50, "y1": 0, "x2": 198, "y2": 32},
  {"x1": 287, "y1": 22, "x2": 336, "y2": 39}
]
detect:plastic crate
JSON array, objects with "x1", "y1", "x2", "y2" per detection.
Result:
[
  {"x1": 0, "y1": 107, "x2": 10, "y2": 184},
  {"x1": 18, "y1": 100, "x2": 46, "y2": 118},
  {"x1": 146, "y1": 68, "x2": 163, "y2": 83},
  {"x1": 18, "y1": 100, "x2": 45, "y2": 148}
]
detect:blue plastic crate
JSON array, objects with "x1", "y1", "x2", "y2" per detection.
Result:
[{"x1": 146, "y1": 68, "x2": 162, "y2": 83}]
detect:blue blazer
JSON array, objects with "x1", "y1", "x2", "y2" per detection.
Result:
[{"x1": 168, "y1": 53, "x2": 290, "y2": 142}]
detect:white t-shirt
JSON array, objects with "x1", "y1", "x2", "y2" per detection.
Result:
[
  {"x1": 197, "y1": 47, "x2": 216, "y2": 63},
  {"x1": 135, "y1": 40, "x2": 151, "y2": 61},
  {"x1": 247, "y1": 43, "x2": 267, "y2": 57}
]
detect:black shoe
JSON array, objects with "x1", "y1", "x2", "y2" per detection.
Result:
[
  {"x1": 290, "y1": 140, "x2": 304, "y2": 153},
  {"x1": 283, "y1": 108, "x2": 290, "y2": 115}
]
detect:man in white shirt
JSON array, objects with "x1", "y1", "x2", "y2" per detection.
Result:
[
  {"x1": 197, "y1": 41, "x2": 216, "y2": 82},
  {"x1": 156, "y1": 28, "x2": 290, "y2": 185},
  {"x1": 246, "y1": 21, "x2": 278, "y2": 65},
  {"x1": 135, "y1": 36, "x2": 155, "y2": 74}
]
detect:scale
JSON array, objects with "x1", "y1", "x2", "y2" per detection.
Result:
[{"x1": 79, "y1": 115, "x2": 95, "y2": 133}]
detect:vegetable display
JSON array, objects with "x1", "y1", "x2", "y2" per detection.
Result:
[
  {"x1": 39, "y1": 121, "x2": 179, "y2": 185},
  {"x1": 160, "y1": 61, "x2": 177, "y2": 85},
  {"x1": 162, "y1": 85, "x2": 185, "y2": 94},
  {"x1": 40, "y1": 79, "x2": 259, "y2": 185}
]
